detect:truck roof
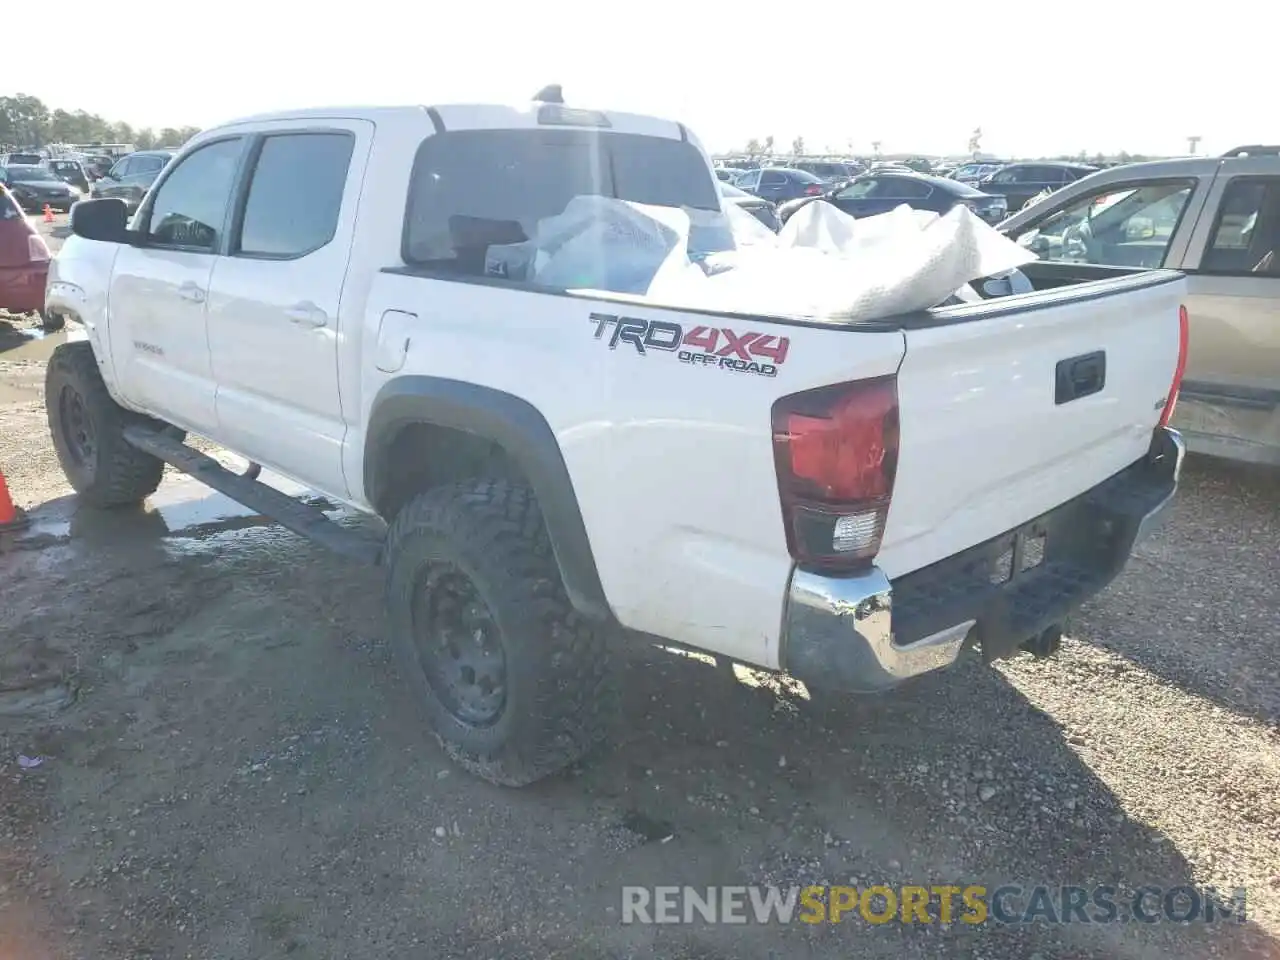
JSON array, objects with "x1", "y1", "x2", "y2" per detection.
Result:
[{"x1": 216, "y1": 103, "x2": 689, "y2": 143}]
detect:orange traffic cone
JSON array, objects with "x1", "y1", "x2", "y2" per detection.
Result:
[
  {"x1": 0, "y1": 467, "x2": 27, "y2": 532},
  {"x1": 42, "y1": 203, "x2": 53, "y2": 223}
]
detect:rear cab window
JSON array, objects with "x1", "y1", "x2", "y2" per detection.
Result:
[{"x1": 402, "y1": 128, "x2": 719, "y2": 276}]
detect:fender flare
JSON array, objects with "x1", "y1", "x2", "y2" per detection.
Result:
[{"x1": 364, "y1": 376, "x2": 614, "y2": 622}]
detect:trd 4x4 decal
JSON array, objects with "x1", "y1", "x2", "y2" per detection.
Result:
[{"x1": 589, "y1": 313, "x2": 789, "y2": 378}]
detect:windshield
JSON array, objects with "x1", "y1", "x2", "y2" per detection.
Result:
[
  {"x1": 7, "y1": 154, "x2": 42, "y2": 165},
  {"x1": 719, "y1": 182, "x2": 751, "y2": 198},
  {"x1": 8, "y1": 165, "x2": 57, "y2": 181}
]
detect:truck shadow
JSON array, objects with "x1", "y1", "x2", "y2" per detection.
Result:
[
  {"x1": 553, "y1": 642, "x2": 1280, "y2": 958},
  {"x1": 1076, "y1": 453, "x2": 1280, "y2": 726}
]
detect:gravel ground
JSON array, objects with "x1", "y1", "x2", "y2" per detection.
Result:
[{"x1": 0, "y1": 214, "x2": 1278, "y2": 959}]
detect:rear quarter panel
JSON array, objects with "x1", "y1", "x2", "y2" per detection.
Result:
[{"x1": 355, "y1": 275, "x2": 905, "y2": 669}]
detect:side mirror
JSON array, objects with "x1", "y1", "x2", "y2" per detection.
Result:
[{"x1": 70, "y1": 198, "x2": 132, "y2": 243}]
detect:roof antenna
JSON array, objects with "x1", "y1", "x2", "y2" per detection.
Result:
[{"x1": 533, "y1": 84, "x2": 564, "y2": 104}]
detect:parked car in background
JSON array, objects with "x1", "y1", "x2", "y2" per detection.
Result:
[
  {"x1": 714, "y1": 167, "x2": 737, "y2": 182},
  {"x1": 82, "y1": 155, "x2": 114, "y2": 180},
  {"x1": 1, "y1": 152, "x2": 44, "y2": 166},
  {"x1": 950, "y1": 161, "x2": 1008, "y2": 185},
  {"x1": 793, "y1": 159, "x2": 861, "y2": 184},
  {"x1": 718, "y1": 180, "x2": 781, "y2": 231},
  {"x1": 999, "y1": 156, "x2": 1280, "y2": 466},
  {"x1": 0, "y1": 164, "x2": 81, "y2": 211},
  {"x1": 978, "y1": 162, "x2": 1096, "y2": 212},
  {"x1": 0, "y1": 185, "x2": 52, "y2": 323},
  {"x1": 89, "y1": 150, "x2": 173, "y2": 211},
  {"x1": 48, "y1": 158, "x2": 91, "y2": 192},
  {"x1": 776, "y1": 170, "x2": 1008, "y2": 225},
  {"x1": 735, "y1": 166, "x2": 826, "y2": 205}
]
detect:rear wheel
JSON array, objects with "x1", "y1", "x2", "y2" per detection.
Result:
[
  {"x1": 384, "y1": 480, "x2": 615, "y2": 786},
  {"x1": 45, "y1": 342, "x2": 171, "y2": 507}
]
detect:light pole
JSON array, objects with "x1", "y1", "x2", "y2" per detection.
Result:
[{"x1": 1187, "y1": 135, "x2": 1201, "y2": 156}]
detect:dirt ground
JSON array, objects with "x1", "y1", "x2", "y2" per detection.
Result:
[{"x1": 1, "y1": 214, "x2": 1278, "y2": 959}]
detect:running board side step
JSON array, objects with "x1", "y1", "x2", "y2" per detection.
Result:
[{"x1": 122, "y1": 425, "x2": 382, "y2": 566}]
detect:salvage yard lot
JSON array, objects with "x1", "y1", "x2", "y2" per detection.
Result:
[{"x1": 0, "y1": 214, "x2": 1278, "y2": 959}]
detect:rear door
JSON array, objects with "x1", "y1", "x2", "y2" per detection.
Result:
[
  {"x1": 879, "y1": 276, "x2": 1185, "y2": 579},
  {"x1": 205, "y1": 122, "x2": 370, "y2": 496},
  {"x1": 107, "y1": 136, "x2": 247, "y2": 432},
  {"x1": 1175, "y1": 166, "x2": 1280, "y2": 459}
]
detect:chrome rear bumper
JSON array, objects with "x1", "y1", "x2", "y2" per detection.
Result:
[{"x1": 780, "y1": 428, "x2": 1185, "y2": 693}]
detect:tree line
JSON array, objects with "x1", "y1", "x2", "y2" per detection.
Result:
[{"x1": 0, "y1": 94, "x2": 201, "y2": 151}]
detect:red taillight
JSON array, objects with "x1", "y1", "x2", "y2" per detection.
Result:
[
  {"x1": 1158, "y1": 304, "x2": 1189, "y2": 428},
  {"x1": 771, "y1": 376, "x2": 899, "y2": 570},
  {"x1": 804, "y1": 184, "x2": 822, "y2": 196},
  {"x1": 27, "y1": 234, "x2": 50, "y2": 263}
]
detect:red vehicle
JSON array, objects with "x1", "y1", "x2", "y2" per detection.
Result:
[{"x1": 0, "y1": 184, "x2": 51, "y2": 323}]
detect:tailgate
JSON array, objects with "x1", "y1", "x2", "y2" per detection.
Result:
[{"x1": 877, "y1": 271, "x2": 1185, "y2": 579}]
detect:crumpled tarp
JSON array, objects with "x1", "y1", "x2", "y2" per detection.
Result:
[{"x1": 513, "y1": 193, "x2": 1036, "y2": 323}]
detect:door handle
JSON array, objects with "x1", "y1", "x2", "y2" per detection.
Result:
[
  {"x1": 285, "y1": 302, "x2": 328, "y2": 328},
  {"x1": 178, "y1": 282, "x2": 205, "y2": 304},
  {"x1": 1055, "y1": 351, "x2": 1107, "y2": 404}
]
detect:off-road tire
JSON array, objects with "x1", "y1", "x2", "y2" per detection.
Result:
[
  {"x1": 45, "y1": 341, "x2": 169, "y2": 507},
  {"x1": 384, "y1": 480, "x2": 616, "y2": 786}
]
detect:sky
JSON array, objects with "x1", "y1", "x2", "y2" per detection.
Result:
[{"x1": 33, "y1": 0, "x2": 1272, "y2": 159}]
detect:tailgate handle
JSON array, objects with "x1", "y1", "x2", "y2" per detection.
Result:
[{"x1": 1055, "y1": 351, "x2": 1106, "y2": 404}]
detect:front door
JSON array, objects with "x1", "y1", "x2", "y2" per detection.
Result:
[
  {"x1": 206, "y1": 122, "x2": 372, "y2": 497},
  {"x1": 106, "y1": 136, "x2": 247, "y2": 433}
]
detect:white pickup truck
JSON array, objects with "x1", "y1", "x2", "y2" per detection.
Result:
[{"x1": 44, "y1": 94, "x2": 1188, "y2": 786}]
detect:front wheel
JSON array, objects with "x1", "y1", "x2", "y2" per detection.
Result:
[
  {"x1": 45, "y1": 342, "x2": 170, "y2": 507},
  {"x1": 384, "y1": 480, "x2": 615, "y2": 786}
]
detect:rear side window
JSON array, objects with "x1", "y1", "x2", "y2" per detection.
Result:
[
  {"x1": 403, "y1": 129, "x2": 718, "y2": 269},
  {"x1": 236, "y1": 133, "x2": 353, "y2": 258},
  {"x1": 1202, "y1": 177, "x2": 1280, "y2": 276}
]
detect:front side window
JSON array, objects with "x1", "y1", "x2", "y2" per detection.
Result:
[
  {"x1": 145, "y1": 138, "x2": 243, "y2": 251},
  {"x1": 133, "y1": 156, "x2": 166, "y2": 176},
  {"x1": 835, "y1": 178, "x2": 877, "y2": 200},
  {"x1": 1201, "y1": 177, "x2": 1280, "y2": 276},
  {"x1": 1013, "y1": 180, "x2": 1195, "y2": 268},
  {"x1": 236, "y1": 132, "x2": 353, "y2": 258}
]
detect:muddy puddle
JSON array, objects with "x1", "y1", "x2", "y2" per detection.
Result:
[
  {"x1": 0, "y1": 322, "x2": 76, "y2": 404},
  {"x1": 5, "y1": 468, "x2": 381, "y2": 563}
]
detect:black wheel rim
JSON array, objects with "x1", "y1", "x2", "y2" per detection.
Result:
[
  {"x1": 58, "y1": 385, "x2": 96, "y2": 472},
  {"x1": 411, "y1": 564, "x2": 507, "y2": 726}
]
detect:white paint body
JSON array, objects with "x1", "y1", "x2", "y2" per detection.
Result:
[{"x1": 46, "y1": 102, "x2": 1186, "y2": 672}]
